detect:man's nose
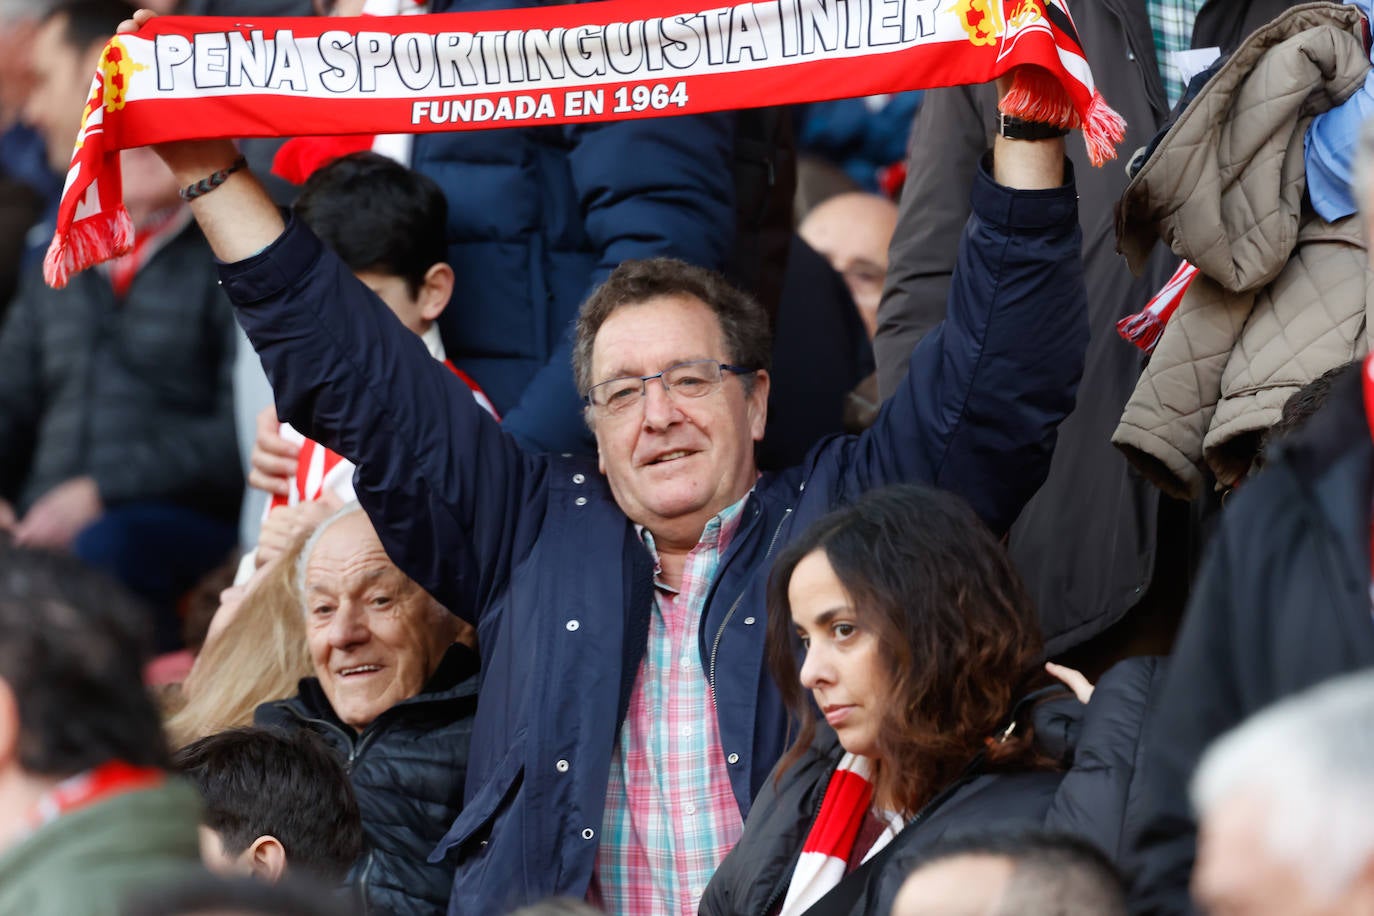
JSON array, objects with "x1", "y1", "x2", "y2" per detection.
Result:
[
  {"x1": 327, "y1": 601, "x2": 371, "y2": 648},
  {"x1": 640, "y1": 376, "x2": 682, "y2": 429}
]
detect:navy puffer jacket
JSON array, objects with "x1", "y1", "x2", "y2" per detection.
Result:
[{"x1": 256, "y1": 644, "x2": 480, "y2": 915}]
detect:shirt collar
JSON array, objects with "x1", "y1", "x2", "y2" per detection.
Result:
[
  {"x1": 637, "y1": 489, "x2": 754, "y2": 585},
  {"x1": 421, "y1": 324, "x2": 446, "y2": 361}
]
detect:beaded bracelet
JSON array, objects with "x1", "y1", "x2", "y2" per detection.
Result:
[{"x1": 179, "y1": 156, "x2": 248, "y2": 202}]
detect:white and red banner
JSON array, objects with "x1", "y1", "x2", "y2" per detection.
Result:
[{"x1": 45, "y1": 0, "x2": 1124, "y2": 288}]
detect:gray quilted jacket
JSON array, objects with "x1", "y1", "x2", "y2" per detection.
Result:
[
  {"x1": 1113, "y1": 2, "x2": 1373, "y2": 499},
  {"x1": 0, "y1": 217, "x2": 241, "y2": 520}
]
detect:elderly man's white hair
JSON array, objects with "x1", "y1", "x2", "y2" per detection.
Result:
[
  {"x1": 294, "y1": 501, "x2": 367, "y2": 602},
  {"x1": 1191, "y1": 669, "x2": 1374, "y2": 900}
]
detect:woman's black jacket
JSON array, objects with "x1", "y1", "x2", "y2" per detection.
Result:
[{"x1": 700, "y1": 656, "x2": 1164, "y2": 916}]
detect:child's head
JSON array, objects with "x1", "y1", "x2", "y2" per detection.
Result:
[
  {"x1": 175, "y1": 727, "x2": 364, "y2": 885},
  {"x1": 292, "y1": 152, "x2": 453, "y2": 336}
]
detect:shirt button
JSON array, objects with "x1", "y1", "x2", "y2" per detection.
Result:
[
  {"x1": 565, "y1": 620, "x2": 580, "y2": 632},
  {"x1": 680, "y1": 725, "x2": 692, "y2": 737},
  {"x1": 679, "y1": 656, "x2": 693, "y2": 669},
  {"x1": 727, "y1": 753, "x2": 740, "y2": 765},
  {"x1": 743, "y1": 617, "x2": 756, "y2": 626},
  {"x1": 684, "y1": 803, "x2": 696, "y2": 815},
  {"x1": 572, "y1": 473, "x2": 586, "y2": 484},
  {"x1": 575, "y1": 496, "x2": 587, "y2": 506},
  {"x1": 582, "y1": 828, "x2": 596, "y2": 840},
  {"x1": 556, "y1": 759, "x2": 570, "y2": 773}
]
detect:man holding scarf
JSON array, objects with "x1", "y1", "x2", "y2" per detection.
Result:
[{"x1": 119, "y1": 7, "x2": 1087, "y2": 911}]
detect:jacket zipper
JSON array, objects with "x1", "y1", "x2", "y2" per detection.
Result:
[
  {"x1": 756, "y1": 765, "x2": 834, "y2": 916},
  {"x1": 708, "y1": 506, "x2": 793, "y2": 706}
]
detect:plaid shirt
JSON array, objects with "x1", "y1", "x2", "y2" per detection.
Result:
[
  {"x1": 1147, "y1": 0, "x2": 1207, "y2": 106},
  {"x1": 591, "y1": 495, "x2": 749, "y2": 915}
]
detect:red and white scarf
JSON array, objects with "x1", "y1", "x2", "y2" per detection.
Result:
[
  {"x1": 1115, "y1": 259, "x2": 1200, "y2": 353},
  {"x1": 20, "y1": 761, "x2": 165, "y2": 843},
  {"x1": 779, "y1": 753, "x2": 902, "y2": 916},
  {"x1": 44, "y1": 0, "x2": 1124, "y2": 288}
]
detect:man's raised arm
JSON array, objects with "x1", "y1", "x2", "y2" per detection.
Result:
[
  {"x1": 848, "y1": 75, "x2": 1086, "y2": 536},
  {"x1": 123, "y1": 10, "x2": 534, "y2": 619}
]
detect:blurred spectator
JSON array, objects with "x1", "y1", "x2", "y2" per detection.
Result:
[
  {"x1": 1191, "y1": 671, "x2": 1374, "y2": 916},
  {"x1": 876, "y1": 0, "x2": 1304, "y2": 666},
  {"x1": 175, "y1": 728, "x2": 363, "y2": 885},
  {"x1": 165, "y1": 534, "x2": 313, "y2": 750},
  {"x1": 796, "y1": 192, "x2": 898, "y2": 433},
  {"x1": 508, "y1": 901, "x2": 605, "y2": 916},
  {"x1": 254, "y1": 504, "x2": 478, "y2": 915},
  {"x1": 123, "y1": 873, "x2": 359, "y2": 916},
  {"x1": 0, "y1": 0, "x2": 62, "y2": 311},
  {"x1": 0, "y1": 545, "x2": 201, "y2": 915},
  {"x1": 799, "y1": 193, "x2": 898, "y2": 342},
  {"x1": 892, "y1": 828, "x2": 1129, "y2": 915},
  {"x1": 1122, "y1": 30, "x2": 1374, "y2": 916},
  {"x1": 241, "y1": 152, "x2": 497, "y2": 582},
  {"x1": 0, "y1": 0, "x2": 241, "y2": 649},
  {"x1": 759, "y1": 234, "x2": 875, "y2": 468},
  {"x1": 1303, "y1": 0, "x2": 1374, "y2": 223},
  {"x1": 701, "y1": 486, "x2": 1159, "y2": 916},
  {"x1": 147, "y1": 91, "x2": 1084, "y2": 911},
  {"x1": 793, "y1": 92, "x2": 923, "y2": 194}
]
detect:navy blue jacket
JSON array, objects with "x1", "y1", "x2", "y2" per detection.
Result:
[
  {"x1": 417, "y1": 0, "x2": 736, "y2": 455},
  {"x1": 218, "y1": 158, "x2": 1086, "y2": 914}
]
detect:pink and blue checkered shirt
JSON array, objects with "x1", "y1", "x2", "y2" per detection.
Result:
[{"x1": 590, "y1": 494, "x2": 750, "y2": 915}]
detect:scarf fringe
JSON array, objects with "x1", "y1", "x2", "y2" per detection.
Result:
[
  {"x1": 42, "y1": 207, "x2": 134, "y2": 290},
  {"x1": 1001, "y1": 67, "x2": 1125, "y2": 166},
  {"x1": 1115, "y1": 310, "x2": 1165, "y2": 352}
]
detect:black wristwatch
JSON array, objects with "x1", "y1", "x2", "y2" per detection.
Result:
[{"x1": 997, "y1": 112, "x2": 1070, "y2": 140}]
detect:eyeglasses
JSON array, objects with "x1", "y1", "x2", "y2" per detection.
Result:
[{"x1": 585, "y1": 359, "x2": 754, "y2": 416}]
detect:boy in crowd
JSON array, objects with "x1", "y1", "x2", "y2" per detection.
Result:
[
  {"x1": 242, "y1": 152, "x2": 498, "y2": 577},
  {"x1": 175, "y1": 727, "x2": 364, "y2": 886}
]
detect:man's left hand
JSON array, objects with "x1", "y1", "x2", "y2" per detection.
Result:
[{"x1": 14, "y1": 477, "x2": 103, "y2": 550}]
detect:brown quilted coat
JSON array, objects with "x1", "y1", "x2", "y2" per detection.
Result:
[{"x1": 1112, "y1": 2, "x2": 1373, "y2": 500}]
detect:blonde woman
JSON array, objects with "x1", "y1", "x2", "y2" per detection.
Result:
[{"x1": 165, "y1": 533, "x2": 314, "y2": 749}]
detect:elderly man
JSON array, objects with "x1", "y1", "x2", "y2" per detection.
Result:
[
  {"x1": 1191, "y1": 671, "x2": 1374, "y2": 915},
  {"x1": 127, "y1": 10, "x2": 1087, "y2": 911},
  {"x1": 254, "y1": 503, "x2": 478, "y2": 915}
]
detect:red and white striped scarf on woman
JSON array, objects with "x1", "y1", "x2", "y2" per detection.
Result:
[{"x1": 779, "y1": 753, "x2": 903, "y2": 916}]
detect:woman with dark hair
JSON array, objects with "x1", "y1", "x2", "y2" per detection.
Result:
[{"x1": 700, "y1": 484, "x2": 1159, "y2": 916}]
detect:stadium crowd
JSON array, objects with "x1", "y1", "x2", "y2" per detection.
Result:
[{"x1": 2, "y1": 0, "x2": 1374, "y2": 914}]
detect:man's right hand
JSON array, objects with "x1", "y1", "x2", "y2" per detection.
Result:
[
  {"x1": 249, "y1": 406, "x2": 298, "y2": 498},
  {"x1": 0, "y1": 499, "x2": 16, "y2": 534},
  {"x1": 120, "y1": 10, "x2": 288, "y2": 263}
]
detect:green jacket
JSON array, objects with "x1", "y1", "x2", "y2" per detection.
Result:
[{"x1": 0, "y1": 781, "x2": 203, "y2": 916}]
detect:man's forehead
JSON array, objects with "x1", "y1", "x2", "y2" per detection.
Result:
[
  {"x1": 591, "y1": 294, "x2": 725, "y2": 373},
  {"x1": 305, "y1": 516, "x2": 390, "y2": 575}
]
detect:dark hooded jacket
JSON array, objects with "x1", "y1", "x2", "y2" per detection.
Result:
[
  {"x1": 256, "y1": 643, "x2": 480, "y2": 915},
  {"x1": 702, "y1": 657, "x2": 1166, "y2": 916},
  {"x1": 1123, "y1": 364, "x2": 1374, "y2": 915}
]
